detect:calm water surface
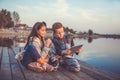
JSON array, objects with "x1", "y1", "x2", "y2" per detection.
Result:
[
  {"x1": 0, "y1": 36, "x2": 120, "y2": 74},
  {"x1": 74, "y1": 38, "x2": 120, "y2": 74}
]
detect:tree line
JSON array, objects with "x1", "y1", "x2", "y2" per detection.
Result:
[{"x1": 0, "y1": 9, "x2": 20, "y2": 29}]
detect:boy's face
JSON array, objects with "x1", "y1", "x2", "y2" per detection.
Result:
[{"x1": 55, "y1": 27, "x2": 64, "y2": 39}]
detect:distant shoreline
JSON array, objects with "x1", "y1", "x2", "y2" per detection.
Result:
[{"x1": 0, "y1": 29, "x2": 120, "y2": 39}]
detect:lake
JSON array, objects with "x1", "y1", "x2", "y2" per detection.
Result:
[
  {"x1": 74, "y1": 38, "x2": 120, "y2": 74},
  {"x1": 0, "y1": 36, "x2": 120, "y2": 75}
]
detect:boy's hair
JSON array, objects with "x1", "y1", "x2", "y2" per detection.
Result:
[{"x1": 52, "y1": 22, "x2": 63, "y2": 33}]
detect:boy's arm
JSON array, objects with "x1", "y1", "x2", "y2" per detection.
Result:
[{"x1": 53, "y1": 42, "x2": 62, "y2": 55}]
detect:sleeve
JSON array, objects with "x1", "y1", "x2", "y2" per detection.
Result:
[
  {"x1": 32, "y1": 37, "x2": 50, "y2": 58},
  {"x1": 52, "y1": 39, "x2": 62, "y2": 55},
  {"x1": 49, "y1": 43, "x2": 56, "y2": 55},
  {"x1": 65, "y1": 34, "x2": 74, "y2": 47},
  {"x1": 71, "y1": 38, "x2": 74, "y2": 47}
]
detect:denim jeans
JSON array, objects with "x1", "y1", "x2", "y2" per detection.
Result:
[
  {"x1": 63, "y1": 57, "x2": 80, "y2": 72},
  {"x1": 21, "y1": 44, "x2": 40, "y2": 68}
]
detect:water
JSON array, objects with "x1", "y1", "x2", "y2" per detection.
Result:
[
  {"x1": 74, "y1": 38, "x2": 120, "y2": 74},
  {"x1": 0, "y1": 36, "x2": 120, "y2": 74}
]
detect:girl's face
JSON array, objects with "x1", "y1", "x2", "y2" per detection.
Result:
[
  {"x1": 37, "y1": 26, "x2": 46, "y2": 38},
  {"x1": 55, "y1": 27, "x2": 64, "y2": 39}
]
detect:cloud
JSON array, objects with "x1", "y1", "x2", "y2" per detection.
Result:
[
  {"x1": 54, "y1": 0, "x2": 70, "y2": 16},
  {"x1": 16, "y1": 5, "x2": 30, "y2": 11},
  {"x1": 14, "y1": 0, "x2": 71, "y2": 26},
  {"x1": 16, "y1": 0, "x2": 70, "y2": 17},
  {"x1": 2, "y1": 0, "x2": 119, "y2": 33}
]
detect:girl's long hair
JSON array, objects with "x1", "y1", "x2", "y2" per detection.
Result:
[{"x1": 24, "y1": 21, "x2": 46, "y2": 49}]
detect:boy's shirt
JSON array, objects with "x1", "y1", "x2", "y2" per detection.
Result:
[{"x1": 52, "y1": 35, "x2": 74, "y2": 58}]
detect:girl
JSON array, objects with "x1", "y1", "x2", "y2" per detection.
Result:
[{"x1": 20, "y1": 22, "x2": 56, "y2": 72}]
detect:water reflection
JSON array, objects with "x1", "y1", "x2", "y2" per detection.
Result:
[
  {"x1": 0, "y1": 36, "x2": 26, "y2": 48},
  {"x1": 74, "y1": 38, "x2": 120, "y2": 74},
  {"x1": 79, "y1": 36, "x2": 120, "y2": 43},
  {"x1": 0, "y1": 37, "x2": 14, "y2": 48},
  {"x1": 88, "y1": 37, "x2": 93, "y2": 43}
]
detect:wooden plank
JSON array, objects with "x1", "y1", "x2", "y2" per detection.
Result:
[
  {"x1": 12, "y1": 47, "x2": 57, "y2": 80},
  {"x1": 11, "y1": 47, "x2": 120, "y2": 80},
  {"x1": 59, "y1": 66, "x2": 96, "y2": 80},
  {"x1": 0, "y1": 47, "x2": 3, "y2": 68},
  {"x1": 18, "y1": 63, "x2": 58, "y2": 80},
  {"x1": 78, "y1": 60, "x2": 120, "y2": 80},
  {"x1": 12, "y1": 47, "x2": 72, "y2": 80},
  {"x1": 45, "y1": 69, "x2": 71, "y2": 80},
  {"x1": 11, "y1": 47, "x2": 97, "y2": 80},
  {"x1": 18, "y1": 47, "x2": 95, "y2": 80},
  {"x1": 0, "y1": 47, "x2": 12, "y2": 80},
  {"x1": 8, "y1": 48, "x2": 25, "y2": 80}
]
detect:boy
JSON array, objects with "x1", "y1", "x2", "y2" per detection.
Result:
[{"x1": 52, "y1": 22, "x2": 81, "y2": 72}]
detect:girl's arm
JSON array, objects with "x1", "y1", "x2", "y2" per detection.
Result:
[{"x1": 32, "y1": 37, "x2": 50, "y2": 58}]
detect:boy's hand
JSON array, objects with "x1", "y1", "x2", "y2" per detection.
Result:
[
  {"x1": 62, "y1": 49, "x2": 71, "y2": 55},
  {"x1": 76, "y1": 48, "x2": 82, "y2": 53},
  {"x1": 75, "y1": 48, "x2": 82, "y2": 55}
]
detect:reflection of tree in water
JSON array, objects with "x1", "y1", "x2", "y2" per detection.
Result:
[
  {"x1": 88, "y1": 37, "x2": 93, "y2": 43},
  {"x1": 0, "y1": 36, "x2": 27, "y2": 47},
  {"x1": 0, "y1": 37, "x2": 13, "y2": 48},
  {"x1": 78, "y1": 34, "x2": 120, "y2": 43}
]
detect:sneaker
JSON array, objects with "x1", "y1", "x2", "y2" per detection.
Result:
[{"x1": 15, "y1": 51, "x2": 24, "y2": 60}]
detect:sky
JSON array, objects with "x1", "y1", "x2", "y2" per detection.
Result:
[{"x1": 0, "y1": 0, "x2": 120, "y2": 34}]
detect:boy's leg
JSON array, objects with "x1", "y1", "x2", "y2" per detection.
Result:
[{"x1": 63, "y1": 57, "x2": 80, "y2": 72}]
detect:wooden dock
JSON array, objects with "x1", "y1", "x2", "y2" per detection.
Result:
[{"x1": 0, "y1": 46, "x2": 120, "y2": 80}]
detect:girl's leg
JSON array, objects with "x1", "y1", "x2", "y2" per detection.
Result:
[
  {"x1": 28, "y1": 62, "x2": 45, "y2": 72},
  {"x1": 28, "y1": 62, "x2": 57, "y2": 72},
  {"x1": 21, "y1": 44, "x2": 40, "y2": 68}
]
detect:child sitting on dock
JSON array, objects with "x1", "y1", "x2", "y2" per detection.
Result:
[
  {"x1": 52, "y1": 22, "x2": 82, "y2": 72},
  {"x1": 16, "y1": 22, "x2": 57, "y2": 72}
]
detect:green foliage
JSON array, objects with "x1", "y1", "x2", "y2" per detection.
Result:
[
  {"x1": 64, "y1": 27, "x2": 76, "y2": 34},
  {"x1": 13, "y1": 11, "x2": 20, "y2": 25},
  {"x1": 0, "y1": 9, "x2": 16, "y2": 29},
  {"x1": 88, "y1": 29, "x2": 93, "y2": 35}
]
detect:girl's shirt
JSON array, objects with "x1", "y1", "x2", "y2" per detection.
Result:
[{"x1": 32, "y1": 36, "x2": 50, "y2": 58}]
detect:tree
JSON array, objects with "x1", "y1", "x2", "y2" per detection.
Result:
[
  {"x1": 64, "y1": 27, "x2": 76, "y2": 34},
  {"x1": 12, "y1": 11, "x2": 20, "y2": 26},
  {"x1": 5, "y1": 11, "x2": 13, "y2": 28},
  {"x1": 0, "y1": 9, "x2": 15, "y2": 29},
  {"x1": 88, "y1": 29, "x2": 93, "y2": 35},
  {"x1": 0, "y1": 9, "x2": 7, "y2": 28}
]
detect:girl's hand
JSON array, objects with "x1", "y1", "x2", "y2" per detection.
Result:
[{"x1": 45, "y1": 38, "x2": 51, "y2": 47}]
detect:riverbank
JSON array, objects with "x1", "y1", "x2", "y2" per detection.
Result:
[
  {"x1": 1, "y1": 28, "x2": 120, "y2": 39},
  {"x1": 0, "y1": 29, "x2": 17, "y2": 38}
]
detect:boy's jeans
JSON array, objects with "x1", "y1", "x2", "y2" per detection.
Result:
[{"x1": 63, "y1": 57, "x2": 80, "y2": 72}]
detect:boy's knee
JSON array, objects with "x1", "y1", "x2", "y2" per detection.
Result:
[
  {"x1": 66, "y1": 64, "x2": 80, "y2": 72},
  {"x1": 73, "y1": 66, "x2": 80, "y2": 72}
]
